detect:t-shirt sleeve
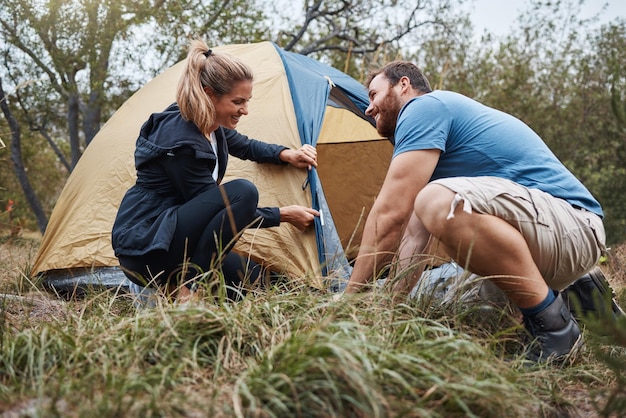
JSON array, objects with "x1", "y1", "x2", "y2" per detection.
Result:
[{"x1": 392, "y1": 96, "x2": 451, "y2": 158}]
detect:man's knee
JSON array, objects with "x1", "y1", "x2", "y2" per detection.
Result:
[{"x1": 414, "y1": 183, "x2": 455, "y2": 229}]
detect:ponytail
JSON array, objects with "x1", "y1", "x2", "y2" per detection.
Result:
[{"x1": 176, "y1": 39, "x2": 254, "y2": 135}]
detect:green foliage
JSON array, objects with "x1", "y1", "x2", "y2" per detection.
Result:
[
  {"x1": 412, "y1": 0, "x2": 626, "y2": 244},
  {"x1": 2, "y1": 168, "x2": 65, "y2": 233},
  {"x1": 579, "y1": 315, "x2": 626, "y2": 417},
  {"x1": 145, "y1": 0, "x2": 273, "y2": 63},
  {"x1": 0, "y1": 0, "x2": 276, "y2": 231},
  {"x1": 2, "y1": 0, "x2": 626, "y2": 244},
  {"x1": 0, "y1": 105, "x2": 67, "y2": 232}
]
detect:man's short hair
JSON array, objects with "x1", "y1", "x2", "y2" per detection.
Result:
[{"x1": 367, "y1": 61, "x2": 432, "y2": 94}]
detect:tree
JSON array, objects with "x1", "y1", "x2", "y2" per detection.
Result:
[
  {"x1": 269, "y1": 0, "x2": 469, "y2": 80},
  {"x1": 0, "y1": 0, "x2": 176, "y2": 166},
  {"x1": 583, "y1": 21, "x2": 626, "y2": 244},
  {"x1": 136, "y1": 0, "x2": 273, "y2": 65},
  {"x1": 0, "y1": 0, "x2": 273, "y2": 233},
  {"x1": 418, "y1": 0, "x2": 626, "y2": 244},
  {"x1": 3, "y1": 0, "x2": 624, "y2": 245},
  {"x1": 0, "y1": 76, "x2": 48, "y2": 232}
]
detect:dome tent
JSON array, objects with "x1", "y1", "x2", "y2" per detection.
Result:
[{"x1": 31, "y1": 41, "x2": 393, "y2": 294}]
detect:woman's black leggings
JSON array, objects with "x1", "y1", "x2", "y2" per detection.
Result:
[{"x1": 119, "y1": 179, "x2": 268, "y2": 296}]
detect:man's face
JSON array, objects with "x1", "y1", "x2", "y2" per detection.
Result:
[{"x1": 366, "y1": 74, "x2": 403, "y2": 139}]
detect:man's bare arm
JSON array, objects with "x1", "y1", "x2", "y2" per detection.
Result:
[{"x1": 345, "y1": 149, "x2": 440, "y2": 293}]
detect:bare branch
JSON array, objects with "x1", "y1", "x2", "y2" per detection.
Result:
[{"x1": 278, "y1": 0, "x2": 462, "y2": 60}]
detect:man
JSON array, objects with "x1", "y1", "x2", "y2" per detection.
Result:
[{"x1": 344, "y1": 61, "x2": 610, "y2": 363}]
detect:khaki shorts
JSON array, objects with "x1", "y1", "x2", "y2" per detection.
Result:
[{"x1": 431, "y1": 176, "x2": 607, "y2": 290}]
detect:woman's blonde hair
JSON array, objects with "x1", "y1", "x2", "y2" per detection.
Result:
[{"x1": 176, "y1": 39, "x2": 254, "y2": 135}]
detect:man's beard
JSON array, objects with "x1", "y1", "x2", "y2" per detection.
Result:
[{"x1": 375, "y1": 91, "x2": 402, "y2": 139}]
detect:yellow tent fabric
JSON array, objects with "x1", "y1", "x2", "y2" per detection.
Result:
[{"x1": 32, "y1": 42, "x2": 391, "y2": 287}]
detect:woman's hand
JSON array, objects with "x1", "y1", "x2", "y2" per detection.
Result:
[
  {"x1": 279, "y1": 144, "x2": 318, "y2": 170},
  {"x1": 279, "y1": 205, "x2": 320, "y2": 230}
]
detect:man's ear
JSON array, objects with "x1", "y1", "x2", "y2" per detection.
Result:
[{"x1": 400, "y1": 76, "x2": 411, "y2": 92}]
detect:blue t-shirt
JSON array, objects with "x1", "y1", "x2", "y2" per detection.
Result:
[{"x1": 393, "y1": 90, "x2": 603, "y2": 217}]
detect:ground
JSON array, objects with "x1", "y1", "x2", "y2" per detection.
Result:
[
  {"x1": 1, "y1": 229, "x2": 626, "y2": 325},
  {"x1": 1, "y1": 230, "x2": 625, "y2": 417}
]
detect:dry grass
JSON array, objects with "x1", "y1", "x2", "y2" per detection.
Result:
[
  {"x1": 606, "y1": 244, "x2": 626, "y2": 286},
  {"x1": 1, "y1": 230, "x2": 625, "y2": 417}
]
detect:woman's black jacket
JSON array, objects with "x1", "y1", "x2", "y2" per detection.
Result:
[{"x1": 111, "y1": 103, "x2": 288, "y2": 257}]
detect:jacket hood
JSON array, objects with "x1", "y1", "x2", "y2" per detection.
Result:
[{"x1": 134, "y1": 103, "x2": 213, "y2": 167}]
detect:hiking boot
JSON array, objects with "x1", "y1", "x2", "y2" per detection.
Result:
[
  {"x1": 523, "y1": 292, "x2": 583, "y2": 364},
  {"x1": 561, "y1": 267, "x2": 625, "y2": 321}
]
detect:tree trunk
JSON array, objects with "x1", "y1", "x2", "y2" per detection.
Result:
[
  {"x1": 68, "y1": 90, "x2": 81, "y2": 168},
  {"x1": 0, "y1": 77, "x2": 48, "y2": 233},
  {"x1": 83, "y1": 90, "x2": 101, "y2": 146}
]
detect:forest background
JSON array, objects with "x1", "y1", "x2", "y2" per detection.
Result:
[{"x1": 1, "y1": 0, "x2": 625, "y2": 246}]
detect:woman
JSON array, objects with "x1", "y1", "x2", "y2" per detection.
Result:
[{"x1": 111, "y1": 39, "x2": 319, "y2": 300}]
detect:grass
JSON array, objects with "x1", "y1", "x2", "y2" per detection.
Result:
[{"x1": 1, "y1": 232, "x2": 626, "y2": 417}]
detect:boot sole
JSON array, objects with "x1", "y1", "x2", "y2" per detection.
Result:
[
  {"x1": 551, "y1": 333, "x2": 584, "y2": 368},
  {"x1": 587, "y1": 267, "x2": 625, "y2": 318}
]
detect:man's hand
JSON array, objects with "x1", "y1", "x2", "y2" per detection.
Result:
[
  {"x1": 279, "y1": 205, "x2": 320, "y2": 230},
  {"x1": 280, "y1": 144, "x2": 318, "y2": 170}
]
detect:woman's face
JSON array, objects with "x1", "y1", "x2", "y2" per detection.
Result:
[{"x1": 211, "y1": 80, "x2": 253, "y2": 130}]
